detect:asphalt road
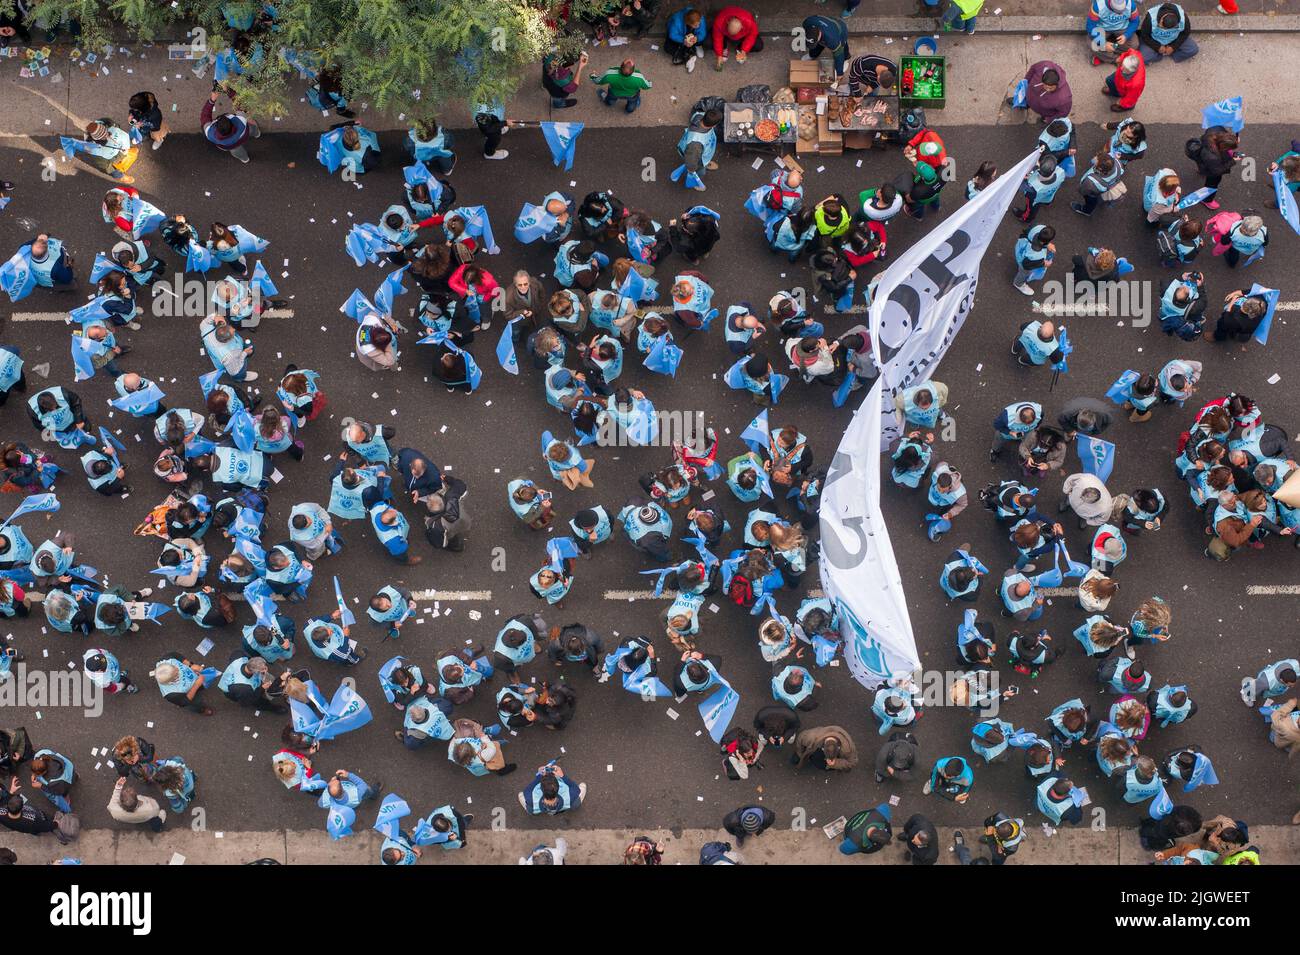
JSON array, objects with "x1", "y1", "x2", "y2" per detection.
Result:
[{"x1": 0, "y1": 119, "x2": 1297, "y2": 840}]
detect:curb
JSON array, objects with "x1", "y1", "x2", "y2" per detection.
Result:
[
  {"x1": 2, "y1": 823, "x2": 1297, "y2": 864},
  {"x1": 656, "y1": 14, "x2": 1300, "y2": 36}
]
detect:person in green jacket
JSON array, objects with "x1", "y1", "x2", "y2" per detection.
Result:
[{"x1": 592, "y1": 59, "x2": 653, "y2": 114}]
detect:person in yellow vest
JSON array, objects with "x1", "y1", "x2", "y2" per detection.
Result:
[{"x1": 939, "y1": 0, "x2": 984, "y2": 34}]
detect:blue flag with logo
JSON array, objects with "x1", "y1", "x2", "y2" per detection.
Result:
[
  {"x1": 332, "y1": 575, "x2": 355, "y2": 627},
  {"x1": 699, "y1": 680, "x2": 740, "y2": 744},
  {"x1": 341, "y1": 289, "x2": 380, "y2": 322},
  {"x1": 546, "y1": 536, "x2": 581, "y2": 571},
  {"x1": 1274, "y1": 169, "x2": 1300, "y2": 235},
  {"x1": 229, "y1": 406, "x2": 257, "y2": 452},
  {"x1": 317, "y1": 128, "x2": 346, "y2": 174},
  {"x1": 373, "y1": 793, "x2": 411, "y2": 838},
  {"x1": 90, "y1": 252, "x2": 125, "y2": 284},
  {"x1": 345, "y1": 222, "x2": 389, "y2": 266},
  {"x1": 1076, "y1": 433, "x2": 1116, "y2": 482},
  {"x1": 98, "y1": 426, "x2": 126, "y2": 453},
  {"x1": 0, "y1": 248, "x2": 35, "y2": 303},
  {"x1": 110, "y1": 379, "x2": 165, "y2": 414},
  {"x1": 325, "y1": 803, "x2": 356, "y2": 840},
  {"x1": 1052, "y1": 326, "x2": 1072, "y2": 374},
  {"x1": 448, "y1": 206, "x2": 498, "y2": 254},
  {"x1": 1201, "y1": 96, "x2": 1244, "y2": 133},
  {"x1": 68, "y1": 296, "x2": 111, "y2": 325},
  {"x1": 618, "y1": 264, "x2": 658, "y2": 304},
  {"x1": 496, "y1": 318, "x2": 520, "y2": 375},
  {"x1": 374, "y1": 266, "x2": 408, "y2": 316},
  {"x1": 198, "y1": 369, "x2": 223, "y2": 399},
  {"x1": 1105, "y1": 369, "x2": 1139, "y2": 404},
  {"x1": 70, "y1": 335, "x2": 100, "y2": 382},
  {"x1": 1011, "y1": 78, "x2": 1028, "y2": 108},
  {"x1": 540, "y1": 121, "x2": 584, "y2": 171},
  {"x1": 231, "y1": 225, "x2": 269, "y2": 255},
  {"x1": 250, "y1": 260, "x2": 278, "y2": 298},
  {"x1": 58, "y1": 136, "x2": 97, "y2": 159},
  {"x1": 1176, "y1": 187, "x2": 1216, "y2": 211},
  {"x1": 1247, "y1": 283, "x2": 1280, "y2": 345},
  {"x1": 185, "y1": 240, "x2": 217, "y2": 274},
  {"x1": 643, "y1": 334, "x2": 682, "y2": 377},
  {"x1": 740, "y1": 410, "x2": 769, "y2": 452},
  {"x1": 1, "y1": 493, "x2": 59, "y2": 528},
  {"x1": 514, "y1": 202, "x2": 556, "y2": 244}
]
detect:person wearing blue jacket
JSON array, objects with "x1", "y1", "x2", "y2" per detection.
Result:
[
  {"x1": 665, "y1": 7, "x2": 709, "y2": 68},
  {"x1": 802, "y1": 15, "x2": 850, "y2": 76}
]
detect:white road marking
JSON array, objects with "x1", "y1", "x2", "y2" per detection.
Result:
[
  {"x1": 1275, "y1": 301, "x2": 1300, "y2": 312},
  {"x1": 9, "y1": 312, "x2": 68, "y2": 322},
  {"x1": 1246, "y1": 584, "x2": 1300, "y2": 595},
  {"x1": 410, "y1": 588, "x2": 493, "y2": 601},
  {"x1": 1039, "y1": 587, "x2": 1076, "y2": 597},
  {"x1": 1032, "y1": 303, "x2": 1110, "y2": 317}
]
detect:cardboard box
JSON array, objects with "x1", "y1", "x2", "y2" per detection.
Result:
[
  {"x1": 816, "y1": 112, "x2": 843, "y2": 155},
  {"x1": 789, "y1": 59, "x2": 828, "y2": 89}
]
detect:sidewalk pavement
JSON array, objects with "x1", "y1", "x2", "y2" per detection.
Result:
[
  {"x1": 2, "y1": 11, "x2": 1299, "y2": 143},
  {"x1": 2, "y1": 822, "x2": 1298, "y2": 864}
]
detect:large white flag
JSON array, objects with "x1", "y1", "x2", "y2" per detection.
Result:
[
  {"x1": 821, "y1": 148, "x2": 1039, "y2": 689},
  {"x1": 870, "y1": 147, "x2": 1041, "y2": 440}
]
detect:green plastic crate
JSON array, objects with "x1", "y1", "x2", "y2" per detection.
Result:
[{"x1": 900, "y1": 55, "x2": 946, "y2": 109}]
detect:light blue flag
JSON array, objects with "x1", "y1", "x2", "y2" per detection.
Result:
[
  {"x1": 110, "y1": 379, "x2": 165, "y2": 414},
  {"x1": 374, "y1": 266, "x2": 408, "y2": 315},
  {"x1": 1105, "y1": 369, "x2": 1139, "y2": 404},
  {"x1": 231, "y1": 225, "x2": 269, "y2": 255},
  {"x1": 250, "y1": 261, "x2": 278, "y2": 297},
  {"x1": 699, "y1": 681, "x2": 740, "y2": 744},
  {"x1": 90, "y1": 253, "x2": 125, "y2": 283},
  {"x1": 643, "y1": 334, "x2": 683, "y2": 377},
  {"x1": 1148, "y1": 785, "x2": 1174, "y2": 820},
  {"x1": 540, "y1": 121, "x2": 584, "y2": 171},
  {"x1": 449, "y1": 206, "x2": 498, "y2": 254},
  {"x1": 514, "y1": 202, "x2": 556, "y2": 244},
  {"x1": 59, "y1": 136, "x2": 97, "y2": 159},
  {"x1": 319, "y1": 680, "x2": 372, "y2": 739},
  {"x1": 317, "y1": 129, "x2": 346, "y2": 174},
  {"x1": 333, "y1": 575, "x2": 355, "y2": 627},
  {"x1": 374, "y1": 794, "x2": 411, "y2": 838},
  {"x1": 618, "y1": 264, "x2": 658, "y2": 304},
  {"x1": 463, "y1": 350, "x2": 482, "y2": 391},
  {"x1": 1201, "y1": 96, "x2": 1244, "y2": 133},
  {"x1": 341, "y1": 289, "x2": 380, "y2": 322},
  {"x1": 1, "y1": 493, "x2": 59, "y2": 527},
  {"x1": 403, "y1": 162, "x2": 433, "y2": 188},
  {"x1": 1011, "y1": 78, "x2": 1028, "y2": 108},
  {"x1": 1274, "y1": 170, "x2": 1300, "y2": 235},
  {"x1": 832, "y1": 360, "x2": 856, "y2": 408},
  {"x1": 1076, "y1": 433, "x2": 1116, "y2": 482},
  {"x1": 345, "y1": 223, "x2": 389, "y2": 266},
  {"x1": 185, "y1": 241, "x2": 217, "y2": 274},
  {"x1": 98, "y1": 426, "x2": 125, "y2": 453},
  {"x1": 68, "y1": 296, "x2": 111, "y2": 325},
  {"x1": 740, "y1": 410, "x2": 769, "y2": 452},
  {"x1": 138, "y1": 602, "x2": 172, "y2": 624},
  {"x1": 124, "y1": 195, "x2": 167, "y2": 238},
  {"x1": 198, "y1": 369, "x2": 223, "y2": 398},
  {"x1": 546, "y1": 536, "x2": 581, "y2": 571},
  {"x1": 770, "y1": 371, "x2": 789, "y2": 405},
  {"x1": 70, "y1": 336, "x2": 100, "y2": 382},
  {"x1": 0, "y1": 249, "x2": 35, "y2": 303},
  {"x1": 229, "y1": 406, "x2": 257, "y2": 452},
  {"x1": 1247, "y1": 283, "x2": 1280, "y2": 345},
  {"x1": 496, "y1": 318, "x2": 520, "y2": 375},
  {"x1": 247, "y1": 587, "x2": 279, "y2": 630},
  {"x1": 1176, "y1": 187, "x2": 1216, "y2": 211},
  {"x1": 214, "y1": 48, "x2": 244, "y2": 82},
  {"x1": 326, "y1": 803, "x2": 356, "y2": 840}
]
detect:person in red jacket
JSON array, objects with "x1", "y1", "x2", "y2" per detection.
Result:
[
  {"x1": 1103, "y1": 49, "x2": 1145, "y2": 112},
  {"x1": 712, "y1": 6, "x2": 762, "y2": 70}
]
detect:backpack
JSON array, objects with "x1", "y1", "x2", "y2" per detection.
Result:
[
  {"x1": 1184, "y1": 137, "x2": 1203, "y2": 161},
  {"x1": 1155, "y1": 224, "x2": 1178, "y2": 262}
]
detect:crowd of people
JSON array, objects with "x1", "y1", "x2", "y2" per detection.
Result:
[{"x1": 0, "y1": 0, "x2": 1294, "y2": 866}]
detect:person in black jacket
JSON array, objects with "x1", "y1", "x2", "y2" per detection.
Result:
[
  {"x1": 1187, "y1": 125, "x2": 1238, "y2": 202},
  {"x1": 1213, "y1": 288, "x2": 1268, "y2": 343},
  {"x1": 1, "y1": 790, "x2": 71, "y2": 844},
  {"x1": 722, "y1": 805, "x2": 775, "y2": 846},
  {"x1": 1137, "y1": 3, "x2": 1197, "y2": 64},
  {"x1": 898, "y1": 813, "x2": 939, "y2": 865},
  {"x1": 669, "y1": 206, "x2": 721, "y2": 265},
  {"x1": 753, "y1": 704, "x2": 800, "y2": 747},
  {"x1": 876, "y1": 730, "x2": 919, "y2": 783}
]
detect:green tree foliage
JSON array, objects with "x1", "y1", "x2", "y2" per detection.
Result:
[{"x1": 6, "y1": 0, "x2": 606, "y2": 123}]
